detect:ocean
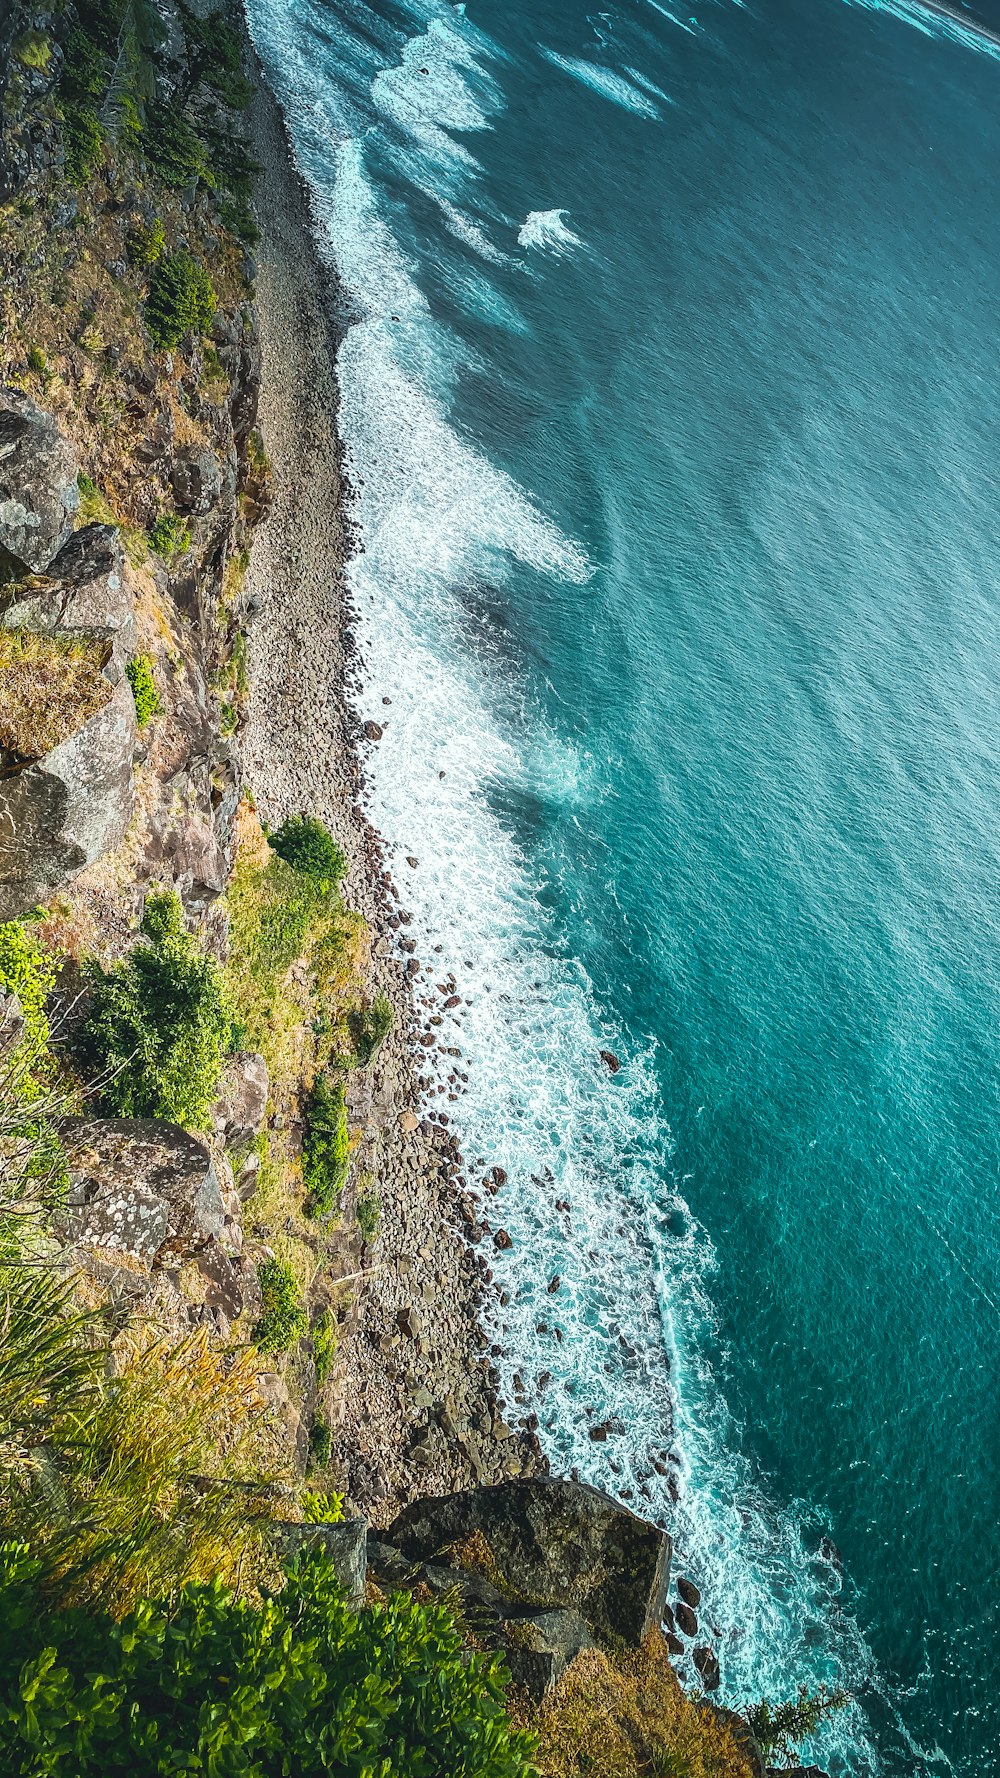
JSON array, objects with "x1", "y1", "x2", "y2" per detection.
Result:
[{"x1": 244, "y1": 0, "x2": 1000, "y2": 1768}]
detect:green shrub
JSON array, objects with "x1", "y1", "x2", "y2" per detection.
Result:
[
  {"x1": 746, "y1": 1684, "x2": 852, "y2": 1764},
  {"x1": 124, "y1": 654, "x2": 160, "y2": 726},
  {"x1": 302, "y1": 1073, "x2": 349, "y2": 1219},
  {"x1": 253, "y1": 1256, "x2": 307, "y2": 1354},
  {"x1": 0, "y1": 1548, "x2": 535, "y2": 1776},
  {"x1": 144, "y1": 250, "x2": 216, "y2": 350},
  {"x1": 0, "y1": 922, "x2": 55, "y2": 1063},
  {"x1": 307, "y1": 1418, "x2": 333, "y2": 1470},
  {"x1": 312, "y1": 1308, "x2": 337, "y2": 1384},
  {"x1": 348, "y1": 991, "x2": 394, "y2": 1067},
  {"x1": 148, "y1": 510, "x2": 190, "y2": 557},
  {"x1": 74, "y1": 890, "x2": 231, "y2": 1128},
  {"x1": 270, "y1": 814, "x2": 347, "y2": 889},
  {"x1": 26, "y1": 346, "x2": 47, "y2": 374},
  {"x1": 356, "y1": 1185, "x2": 381, "y2": 1244},
  {"x1": 56, "y1": 25, "x2": 109, "y2": 182},
  {"x1": 126, "y1": 217, "x2": 165, "y2": 268},
  {"x1": 301, "y1": 1485, "x2": 342, "y2": 1522},
  {"x1": 141, "y1": 97, "x2": 208, "y2": 188}
]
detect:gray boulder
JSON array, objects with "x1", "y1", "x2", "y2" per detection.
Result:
[
  {"x1": 0, "y1": 661, "x2": 136, "y2": 920},
  {"x1": 212, "y1": 1051, "x2": 268, "y2": 1149},
  {"x1": 3, "y1": 524, "x2": 137, "y2": 661},
  {"x1": 0, "y1": 389, "x2": 78, "y2": 576},
  {"x1": 385, "y1": 1477, "x2": 671, "y2": 1647},
  {"x1": 170, "y1": 445, "x2": 223, "y2": 516},
  {"x1": 56, "y1": 1117, "x2": 248, "y2": 1312},
  {"x1": 272, "y1": 1519, "x2": 367, "y2": 1608}
]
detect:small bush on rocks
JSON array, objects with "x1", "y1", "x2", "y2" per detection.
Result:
[
  {"x1": 253, "y1": 1256, "x2": 307, "y2": 1353},
  {"x1": 270, "y1": 814, "x2": 347, "y2": 890},
  {"x1": 127, "y1": 216, "x2": 165, "y2": 268},
  {"x1": 348, "y1": 992, "x2": 394, "y2": 1067},
  {"x1": 301, "y1": 1486, "x2": 342, "y2": 1523},
  {"x1": 307, "y1": 1419, "x2": 333, "y2": 1470},
  {"x1": 125, "y1": 654, "x2": 161, "y2": 726},
  {"x1": 148, "y1": 510, "x2": 190, "y2": 557},
  {"x1": 75, "y1": 889, "x2": 231, "y2": 1128},
  {"x1": 302, "y1": 1073, "x2": 349, "y2": 1219},
  {"x1": 356, "y1": 1185, "x2": 381, "y2": 1244},
  {"x1": 312, "y1": 1308, "x2": 337, "y2": 1384},
  {"x1": 144, "y1": 249, "x2": 216, "y2": 349}
]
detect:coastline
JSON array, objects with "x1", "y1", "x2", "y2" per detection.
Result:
[{"x1": 240, "y1": 49, "x2": 543, "y2": 1520}]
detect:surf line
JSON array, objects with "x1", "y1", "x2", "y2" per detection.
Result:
[{"x1": 906, "y1": 0, "x2": 1000, "y2": 50}]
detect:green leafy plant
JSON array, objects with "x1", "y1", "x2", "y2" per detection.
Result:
[
  {"x1": 746, "y1": 1683, "x2": 852, "y2": 1766},
  {"x1": 253, "y1": 1256, "x2": 307, "y2": 1354},
  {"x1": 0, "y1": 1549, "x2": 536, "y2": 1775},
  {"x1": 302, "y1": 1073, "x2": 349, "y2": 1219},
  {"x1": 141, "y1": 97, "x2": 208, "y2": 189},
  {"x1": 124, "y1": 654, "x2": 160, "y2": 726},
  {"x1": 26, "y1": 346, "x2": 47, "y2": 375},
  {"x1": 348, "y1": 992, "x2": 394, "y2": 1067},
  {"x1": 144, "y1": 249, "x2": 216, "y2": 350},
  {"x1": 307, "y1": 1418, "x2": 333, "y2": 1470},
  {"x1": 312, "y1": 1309, "x2": 337, "y2": 1385},
  {"x1": 74, "y1": 889, "x2": 231, "y2": 1128},
  {"x1": 0, "y1": 923, "x2": 56, "y2": 1065},
  {"x1": 301, "y1": 1486, "x2": 342, "y2": 1523},
  {"x1": 126, "y1": 216, "x2": 165, "y2": 268},
  {"x1": 148, "y1": 510, "x2": 190, "y2": 557},
  {"x1": 356, "y1": 1185, "x2": 381, "y2": 1244},
  {"x1": 270, "y1": 814, "x2": 347, "y2": 890}
]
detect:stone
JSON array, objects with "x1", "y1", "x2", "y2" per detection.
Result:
[
  {"x1": 675, "y1": 1600, "x2": 698, "y2": 1638},
  {"x1": 693, "y1": 1645, "x2": 720, "y2": 1690},
  {"x1": 494, "y1": 1228, "x2": 512, "y2": 1250},
  {"x1": 0, "y1": 989, "x2": 25, "y2": 1055},
  {"x1": 212, "y1": 1051, "x2": 268, "y2": 1148},
  {"x1": 677, "y1": 1575, "x2": 701, "y2": 1609},
  {"x1": 0, "y1": 665, "x2": 136, "y2": 920},
  {"x1": 599, "y1": 1049, "x2": 621, "y2": 1073},
  {"x1": 3, "y1": 525, "x2": 137, "y2": 661},
  {"x1": 169, "y1": 445, "x2": 223, "y2": 515},
  {"x1": 271, "y1": 1519, "x2": 367, "y2": 1607},
  {"x1": 398, "y1": 1110, "x2": 418, "y2": 1134},
  {"x1": 0, "y1": 388, "x2": 79, "y2": 574},
  {"x1": 500, "y1": 1607, "x2": 595, "y2": 1701},
  {"x1": 397, "y1": 1305, "x2": 422, "y2": 1340},
  {"x1": 385, "y1": 1477, "x2": 671, "y2": 1647},
  {"x1": 55, "y1": 1118, "x2": 243, "y2": 1304},
  {"x1": 363, "y1": 721, "x2": 383, "y2": 742},
  {"x1": 664, "y1": 1630, "x2": 684, "y2": 1655}
]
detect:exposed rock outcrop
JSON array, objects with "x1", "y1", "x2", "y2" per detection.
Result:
[
  {"x1": 56, "y1": 1116, "x2": 250, "y2": 1319},
  {"x1": 0, "y1": 388, "x2": 78, "y2": 575},
  {"x1": 4, "y1": 524, "x2": 138, "y2": 661},
  {"x1": 0, "y1": 659, "x2": 136, "y2": 921},
  {"x1": 384, "y1": 1476, "x2": 672, "y2": 1649},
  {"x1": 212, "y1": 1050, "x2": 269, "y2": 1149}
]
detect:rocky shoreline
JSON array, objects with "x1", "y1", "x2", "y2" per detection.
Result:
[{"x1": 239, "y1": 42, "x2": 543, "y2": 1523}]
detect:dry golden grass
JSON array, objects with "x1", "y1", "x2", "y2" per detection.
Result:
[
  {"x1": 522, "y1": 1637, "x2": 758, "y2": 1778},
  {"x1": 0, "y1": 627, "x2": 112, "y2": 758}
]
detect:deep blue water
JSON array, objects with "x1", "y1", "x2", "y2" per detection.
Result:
[{"x1": 247, "y1": 0, "x2": 1000, "y2": 1768}]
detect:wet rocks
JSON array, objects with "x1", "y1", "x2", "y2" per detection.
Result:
[
  {"x1": 599, "y1": 1049, "x2": 621, "y2": 1074},
  {"x1": 675, "y1": 1600, "x2": 699, "y2": 1639},
  {"x1": 677, "y1": 1575, "x2": 702, "y2": 1609},
  {"x1": 693, "y1": 1644, "x2": 720, "y2": 1690},
  {"x1": 0, "y1": 387, "x2": 78, "y2": 574}
]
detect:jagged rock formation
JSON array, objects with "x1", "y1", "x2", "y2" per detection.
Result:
[
  {"x1": 5, "y1": 524, "x2": 138, "y2": 661},
  {"x1": 56, "y1": 1116, "x2": 254, "y2": 1327},
  {"x1": 0, "y1": 388, "x2": 78, "y2": 575}
]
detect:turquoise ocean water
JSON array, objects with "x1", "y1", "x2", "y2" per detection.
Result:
[{"x1": 245, "y1": 0, "x2": 1000, "y2": 1767}]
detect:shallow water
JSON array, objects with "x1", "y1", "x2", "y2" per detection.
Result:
[{"x1": 247, "y1": 0, "x2": 1000, "y2": 1768}]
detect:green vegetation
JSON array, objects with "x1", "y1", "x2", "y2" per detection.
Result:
[
  {"x1": 141, "y1": 97, "x2": 208, "y2": 188},
  {"x1": 56, "y1": 25, "x2": 110, "y2": 182},
  {"x1": 144, "y1": 249, "x2": 216, "y2": 350},
  {"x1": 356, "y1": 1185, "x2": 382, "y2": 1244},
  {"x1": 124, "y1": 654, "x2": 160, "y2": 726},
  {"x1": 307, "y1": 1418, "x2": 333, "y2": 1469},
  {"x1": 148, "y1": 509, "x2": 190, "y2": 557},
  {"x1": 312, "y1": 1308, "x2": 338, "y2": 1384},
  {"x1": 0, "y1": 629, "x2": 112, "y2": 760},
  {"x1": 348, "y1": 991, "x2": 394, "y2": 1067},
  {"x1": 301, "y1": 1487, "x2": 343, "y2": 1523},
  {"x1": 26, "y1": 345, "x2": 47, "y2": 374},
  {"x1": 13, "y1": 29, "x2": 52, "y2": 71},
  {"x1": 76, "y1": 473, "x2": 117, "y2": 526},
  {"x1": 0, "y1": 922, "x2": 56, "y2": 1066},
  {"x1": 126, "y1": 216, "x2": 165, "y2": 268},
  {"x1": 253, "y1": 1256, "x2": 307, "y2": 1354},
  {"x1": 270, "y1": 814, "x2": 347, "y2": 890},
  {"x1": 74, "y1": 889, "x2": 231, "y2": 1129},
  {"x1": 302, "y1": 1073, "x2": 349, "y2": 1219},
  {"x1": 0, "y1": 1550, "x2": 535, "y2": 1776},
  {"x1": 746, "y1": 1683, "x2": 851, "y2": 1766},
  {"x1": 226, "y1": 831, "x2": 341, "y2": 1062}
]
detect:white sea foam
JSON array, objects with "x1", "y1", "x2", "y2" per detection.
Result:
[
  {"x1": 517, "y1": 208, "x2": 582, "y2": 255},
  {"x1": 246, "y1": 0, "x2": 891, "y2": 1764},
  {"x1": 540, "y1": 50, "x2": 663, "y2": 119}
]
